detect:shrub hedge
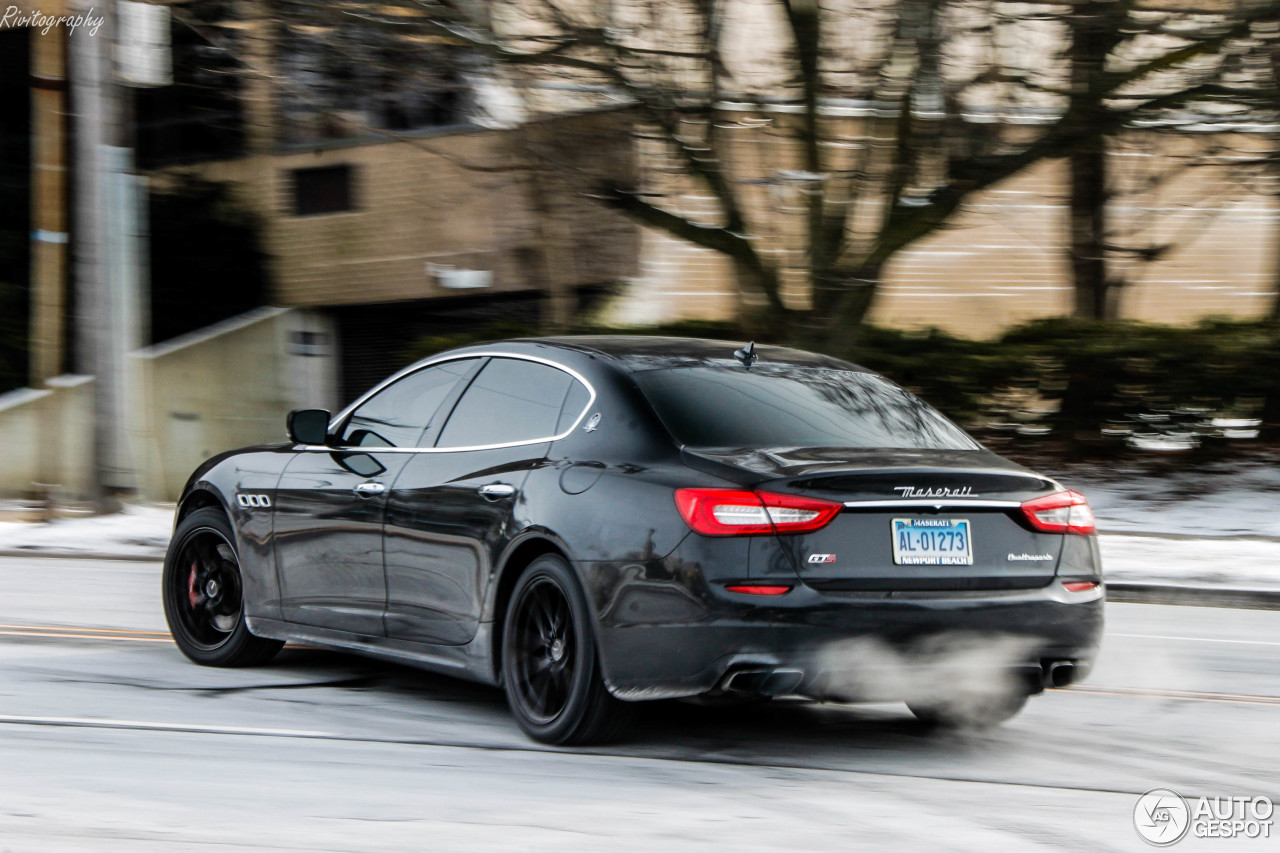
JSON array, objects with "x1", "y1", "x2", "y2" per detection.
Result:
[{"x1": 406, "y1": 316, "x2": 1280, "y2": 457}]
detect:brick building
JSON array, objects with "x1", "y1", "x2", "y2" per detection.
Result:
[{"x1": 141, "y1": 3, "x2": 637, "y2": 402}]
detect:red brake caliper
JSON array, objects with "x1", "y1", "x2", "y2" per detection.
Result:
[{"x1": 188, "y1": 562, "x2": 200, "y2": 609}]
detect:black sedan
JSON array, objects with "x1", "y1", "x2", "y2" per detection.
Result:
[{"x1": 163, "y1": 337, "x2": 1103, "y2": 744}]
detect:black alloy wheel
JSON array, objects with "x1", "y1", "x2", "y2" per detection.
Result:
[
  {"x1": 162, "y1": 507, "x2": 282, "y2": 667},
  {"x1": 502, "y1": 554, "x2": 634, "y2": 745},
  {"x1": 510, "y1": 575, "x2": 576, "y2": 723}
]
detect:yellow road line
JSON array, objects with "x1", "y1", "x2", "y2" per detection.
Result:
[
  {"x1": 0, "y1": 628, "x2": 171, "y2": 643},
  {"x1": 0, "y1": 624, "x2": 319, "y2": 650},
  {"x1": 0, "y1": 623, "x2": 170, "y2": 636},
  {"x1": 1068, "y1": 685, "x2": 1280, "y2": 706}
]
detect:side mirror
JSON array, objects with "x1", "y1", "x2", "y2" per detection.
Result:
[{"x1": 287, "y1": 409, "x2": 331, "y2": 445}]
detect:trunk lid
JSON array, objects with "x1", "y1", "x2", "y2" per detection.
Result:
[{"x1": 685, "y1": 447, "x2": 1066, "y2": 591}]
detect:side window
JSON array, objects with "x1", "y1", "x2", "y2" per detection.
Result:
[
  {"x1": 437, "y1": 358, "x2": 581, "y2": 448},
  {"x1": 341, "y1": 359, "x2": 475, "y2": 448}
]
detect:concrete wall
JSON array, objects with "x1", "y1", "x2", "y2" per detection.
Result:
[
  {"x1": 131, "y1": 307, "x2": 338, "y2": 500},
  {"x1": 0, "y1": 307, "x2": 338, "y2": 503},
  {"x1": 0, "y1": 377, "x2": 94, "y2": 502}
]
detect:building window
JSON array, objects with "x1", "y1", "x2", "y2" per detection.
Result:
[
  {"x1": 292, "y1": 165, "x2": 354, "y2": 216},
  {"x1": 288, "y1": 330, "x2": 331, "y2": 357}
]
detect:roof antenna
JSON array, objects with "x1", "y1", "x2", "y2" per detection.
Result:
[{"x1": 733, "y1": 341, "x2": 758, "y2": 369}]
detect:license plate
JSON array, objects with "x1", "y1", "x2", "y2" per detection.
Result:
[{"x1": 892, "y1": 518, "x2": 973, "y2": 566}]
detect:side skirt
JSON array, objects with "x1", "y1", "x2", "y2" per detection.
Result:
[{"x1": 246, "y1": 617, "x2": 500, "y2": 687}]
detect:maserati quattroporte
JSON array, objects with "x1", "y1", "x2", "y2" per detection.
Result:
[{"x1": 163, "y1": 337, "x2": 1103, "y2": 744}]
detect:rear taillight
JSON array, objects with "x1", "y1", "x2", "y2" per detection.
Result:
[
  {"x1": 724, "y1": 584, "x2": 793, "y2": 596},
  {"x1": 674, "y1": 489, "x2": 842, "y2": 536},
  {"x1": 1021, "y1": 490, "x2": 1096, "y2": 535}
]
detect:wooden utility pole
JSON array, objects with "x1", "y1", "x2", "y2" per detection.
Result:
[
  {"x1": 29, "y1": 3, "x2": 69, "y2": 518},
  {"x1": 29, "y1": 4, "x2": 68, "y2": 388}
]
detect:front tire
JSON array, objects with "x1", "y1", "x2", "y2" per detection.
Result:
[
  {"x1": 162, "y1": 507, "x2": 283, "y2": 667},
  {"x1": 501, "y1": 554, "x2": 633, "y2": 745}
]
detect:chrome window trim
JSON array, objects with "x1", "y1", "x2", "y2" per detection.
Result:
[
  {"x1": 843, "y1": 499, "x2": 1022, "y2": 509},
  {"x1": 307, "y1": 351, "x2": 598, "y2": 455}
]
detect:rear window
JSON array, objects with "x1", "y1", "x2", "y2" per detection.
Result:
[{"x1": 634, "y1": 365, "x2": 978, "y2": 450}]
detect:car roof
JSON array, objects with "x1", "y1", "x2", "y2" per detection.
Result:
[{"x1": 508, "y1": 335, "x2": 867, "y2": 373}]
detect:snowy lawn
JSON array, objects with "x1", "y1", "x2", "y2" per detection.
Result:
[
  {"x1": 1100, "y1": 535, "x2": 1280, "y2": 591},
  {"x1": 1065, "y1": 462, "x2": 1280, "y2": 540}
]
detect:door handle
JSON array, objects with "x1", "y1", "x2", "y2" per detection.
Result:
[
  {"x1": 354, "y1": 481, "x2": 386, "y2": 498},
  {"x1": 478, "y1": 482, "x2": 516, "y2": 500}
]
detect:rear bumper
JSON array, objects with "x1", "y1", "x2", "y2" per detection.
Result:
[{"x1": 595, "y1": 581, "x2": 1104, "y2": 701}]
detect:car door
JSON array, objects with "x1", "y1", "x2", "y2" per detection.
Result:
[
  {"x1": 273, "y1": 358, "x2": 480, "y2": 635},
  {"x1": 383, "y1": 356, "x2": 592, "y2": 645}
]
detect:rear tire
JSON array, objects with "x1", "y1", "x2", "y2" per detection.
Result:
[
  {"x1": 907, "y1": 689, "x2": 1028, "y2": 729},
  {"x1": 162, "y1": 507, "x2": 283, "y2": 667},
  {"x1": 501, "y1": 554, "x2": 634, "y2": 745}
]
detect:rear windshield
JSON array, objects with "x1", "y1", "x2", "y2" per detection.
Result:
[{"x1": 634, "y1": 365, "x2": 978, "y2": 450}]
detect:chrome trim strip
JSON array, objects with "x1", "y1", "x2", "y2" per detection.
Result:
[
  {"x1": 843, "y1": 499, "x2": 1023, "y2": 509},
  {"x1": 311, "y1": 351, "x2": 598, "y2": 455}
]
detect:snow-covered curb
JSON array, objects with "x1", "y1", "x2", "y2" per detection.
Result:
[{"x1": 0, "y1": 505, "x2": 174, "y2": 560}]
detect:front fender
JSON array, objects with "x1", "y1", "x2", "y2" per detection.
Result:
[{"x1": 175, "y1": 449, "x2": 294, "y2": 623}]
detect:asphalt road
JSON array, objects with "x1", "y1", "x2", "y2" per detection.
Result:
[{"x1": 0, "y1": 557, "x2": 1276, "y2": 852}]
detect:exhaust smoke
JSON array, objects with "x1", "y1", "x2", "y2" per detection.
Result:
[{"x1": 812, "y1": 632, "x2": 1040, "y2": 710}]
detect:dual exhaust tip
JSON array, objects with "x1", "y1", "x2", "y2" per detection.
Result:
[
  {"x1": 722, "y1": 668, "x2": 805, "y2": 696},
  {"x1": 1042, "y1": 660, "x2": 1076, "y2": 689},
  {"x1": 1023, "y1": 660, "x2": 1079, "y2": 693},
  {"x1": 721, "y1": 659, "x2": 1078, "y2": 698}
]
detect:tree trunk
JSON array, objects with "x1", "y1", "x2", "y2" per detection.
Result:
[
  {"x1": 815, "y1": 264, "x2": 882, "y2": 353},
  {"x1": 1268, "y1": 239, "x2": 1280, "y2": 321},
  {"x1": 1269, "y1": 46, "x2": 1280, "y2": 324},
  {"x1": 1068, "y1": 141, "x2": 1115, "y2": 320},
  {"x1": 1269, "y1": 183, "x2": 1280, "y2": 322},
  {"x1": 1067, "y1": 2, "x2": 1123, "y2": 321},
  {"x1": 730, "y1": 256, "x2": 788, "y2": 336}
]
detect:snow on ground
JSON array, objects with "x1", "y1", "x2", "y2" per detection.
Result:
[
  {"x1": 1046, "y1": 459, "x2": 1280, "y2": 540},
  {"x1": 1100, "y1": 535, "x2": 1280, "y2": 591},
  {"x1": 0, "y1": 461, "x2": 1279, "y2": 590},
  {"x1": 0, "y1": 504, "x2": 173, "y2": 560}
]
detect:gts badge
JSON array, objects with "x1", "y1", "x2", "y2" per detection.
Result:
[
  {"x1": 807, "y1": 553, "x2": 837, "y2": 564},
  {"x1": 237, "y1": 493, "x2": 272, "y2": 509}
]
